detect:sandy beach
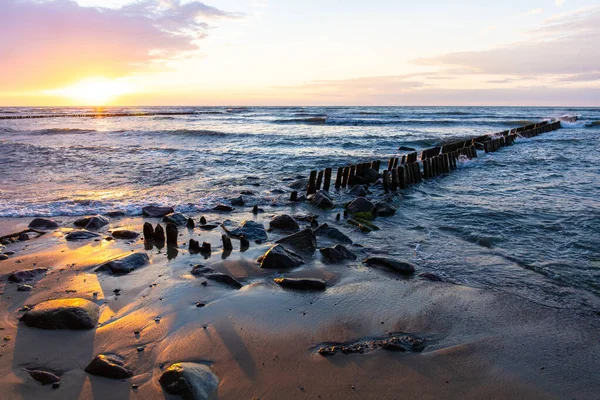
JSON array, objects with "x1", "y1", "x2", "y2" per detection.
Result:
[{"x1": 1, "y1": 200, "x2": 599, "y2": 399}]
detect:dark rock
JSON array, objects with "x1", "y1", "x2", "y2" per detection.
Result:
[
  {"x1": 95, "y1": 253, "x2": 150, "y2": 275},
  {"x1": 111, "y1": 230, "x2": 139, "y2": 240},
  {"x1": 314, "y1": 223, "x2": 352, "y2": 244},
  {"x1": 205, "y1": 273, "x2": 242, "y2": 289},
  {"x1": 17, "y1": 284, "x2": 33, "y2": 291},
  {"x1": 20, "y1": 298, "x2": 99, "y2": 330},
  {"x1": 398, "y1": 146, "x2": 416, "y2": 151},
  {"x1": 240, "y1": 237, "x2": 250, "y2": 249},
  {"x1": 290, "y1": 191, "x2": 298, "y2": 202},
  {"x1": 348, "y1": 185, "x2": 368, "y2": 197},
  {"x1": 104, "y1": 211, "x2": 125, "y2": 218},
  {"x1": 288, "y1": 178, "x2": 308, "y2": 190},
  {"x1": 363, "y1": 257, "x2": 415, "y2": 275},
  {"x1": 166, "y1": 223, "x2": 178, "y2": 246},
  {"x1": 199, "y1": 224, "x2": 218, "y2": 231},
  {"x1": 8, "y1": 268, "x2": 48, "y2": 283},
  {"x1": 201, "y1": 242, "x2": 211, "y2": 255},
  {"x1": 364, "y1": 168, "x2": 380, "y2": 183},
  {"x1": 190, "y1": 265, "x2": 213, "y2": 276},
  {"x1": 419, "y1": 272, "x2": 443, "y2": 282},
  {"x1": 28, "y1": 218, "x2": 59, "y2": 230},
  {"x1": 143, "y1": 222, "x2": 154, "y2": 241},
  {"x1": 159, "y1": 362, "x2": 219, "y2": 400},
  {"x1": 319, "y1": 245, "x2": 357, "y2": 264},
  {"x1": 275, "y1": 228, "x2": 316, "y2": 253},
  {"x1": 374, "y1": 202, "x2": 397, "y2": 217},
  {"x1": 199, "y1": 216, "x2": 207, "y2": 225},
  {"x1": 274, "y1": 277, "x2": 326, "y2": 291},
  {"x1": 187, "y1": 218, "x2": 195, "y2": 229},
  {"x1": 309, "y1": 190, "x2": 334, "y2": 209},
  {"x1": 142, "y1": 206, "x2": 174, "y2": 218},
  {"x1": 163, "y1": 213, "x2": 188, "y2": 226},
  {"x1": 347, "y1": 197, "x2": 375, "y2": 215},
  {"x1": 240, "y1": 190, "x2": 255, "y2": 196},
  {"x1": 65, "y1": 230, "x2": 101, "y2": 241},
  {"x1": 0, "y1": 254, "x2": 8, "y2": 260},
  {"x1": 317, "y1": 334, "x2": 425, "y2": 356},
  {"x1": 154, "y1": 224, "x2": 165, "y2": 243},
  {"x1": 222, "y1": 235, "x2": 233, "y2": 251},
  {"x1": 27, "y1": 369, "x2": 61, "y2": 385},
  {"x1": 213, "y1": 204, "x2": 234, "y2": 212},
  {"x1": 85, "y1": 354, "x2": 133, "y2": 379},
  {"x1": 269, "y1": 215, "x2": 299, "y2": 232},
  {"x1": 189, "y1": 239, "x2": 202, "y2": 254},
  {"x1": 258, "y1": 244, "x2": 304, "y2": 269},
  {"x1": 73, "y1": 215, "x2": 109, "y2": 230},
  {"x1": 230, "y1": 196, "x2": 245, "y2": 206},
  {"x1": 225, "y1": 221, "x2": 267, "y2": 242},
  {"x1": 348, "y1": 175, "x2": 369, "y2": 186}
]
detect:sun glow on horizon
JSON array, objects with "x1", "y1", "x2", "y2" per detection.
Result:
[{"x1": 45, "y1": 77, "x2": 132, "y2": 106}]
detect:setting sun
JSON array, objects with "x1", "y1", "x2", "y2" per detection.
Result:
[{"x1": 45, "y1": 77, "x2": 132, "y2": 106}]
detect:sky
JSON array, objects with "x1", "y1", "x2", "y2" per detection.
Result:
[{"x1": 0, "y1": 0, "x2": 598, "y2": 106}]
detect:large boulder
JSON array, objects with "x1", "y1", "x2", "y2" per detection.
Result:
[
  {"x1": 364, "y1": 168, "x2": 380, "y2": 183},
  {"x1": 363, "y1": 257, "x2": 415, "y2": 275},
  {"x1": 348, "y1": 185, "x2": 368, "y2": 197},
  {"x1": 229, "y1": 196, "x2": 245, "y2": 206},
  {"x1": 73, "y1": 216, "x2": 109, "y2": 230},
  {"x1": 274, "y1": 277, "x2": 326, "y2": 291},
  {"x1": 205, "y1": 273, "x2": 243, "y2": 289},
  {"x1": 225, "y1": 221, "x2": 267, "y2": 242},
  {"x1": 85, "y1": 354, "x2": 133, "y2": 379},
  {"x1": 162, "y1": 213, "x2": 188, "y2": 226},
  {"x1": 111, "y1": 230, "x2": 139, "y2": 240},
  {"x1": 95, "y1": 253, "x2": 149, "y2": 275},
  {"x1": 159, "y1": 362, "x2": 219, "y2": 400},
  {"x1": 142, "y1": 206, "x2": 174, "y2": 218},
  {"x1": 314, "y1": 224, "x2": 352, "y2": 244},
  {"x1": 309, "y1": 190, "x2": 334, "y2": 209},
  {"x1": 347, "y1": 197, "x2": 375, "y2": 215},
  {"x1": 258, "y1": 245, "x2": 304, "y2": 269},
  {"x1": 20, "y1": 298, "x2": 99, "y2": 330},
  {"x1": 65, "y1": 230, "x2": 101, "y2": 241},
  {"x1": 8, "y1": 268, "x2": 48, "y2": 283},
  {"x1": 275, "y1": 228, "x2": 317, "y2": 253},
  {"x1": 269, "y1": 215, "x2": 299, "y2": 232},
  {"x1": 374, "y1": 202, "x2": 396, "y2": 217},
  {"x1": 28, "y1": 218, "x2": 59, "y2": 230},
  {"x1": 288, "y1": 178, "x2": 308, "y2": 190},
  {"x1": 319, "y1": 245, "x2": 357, "y2": 264}
]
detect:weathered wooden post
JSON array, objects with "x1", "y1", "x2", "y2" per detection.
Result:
[
  {"x1": 316, "y1": 170, "x2": 324, "y2": 191},
  {"x1": 349, "y1": 165, "x2": 356, "y2": 178},
  {"x1": 391, "y1": 168, "x2": 399, "y2": 190},
  {"x1": 398, "y1": 166, "x2": 406, "y2": 189},
  {"x1": 342, "y1": 166, "x2": 350, "y2": 188},
  {"x1": 323, "y1": 167, "x2": 332, "y2": 192},
  {"x1": 166, "y1": 223, "x2": 178, "y2": 246},
  {"x1": 307, "y1": 170, "x2": 317, "y2": 195},
  {"x1": 335, "y1": 167, "x2": 343, "y2": 189},
  {"x1": 382, "y1": 170, "x2": 390, "y2": 193}
]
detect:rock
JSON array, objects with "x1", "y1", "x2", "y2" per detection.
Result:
[
  {"x1": 17, "y1": 284, "x2": 33, "y2": 292},
  {"x1": 419, "y1": 272, "x2": 443, "y2": 282},
  {"x1": 27, "y1": 369, "x2": 61, "y2": 385},
  {"x1": 8, "y1": 268, "x2": 48, "y2": 283},
  {"x1": 28, "y1": 218, "x2": 59, "y2": 230},
  {"x1": 85, "y1": 354, "x2": 133, "y2": 379},
  {"x1": 111, "y1": 230, "x2": 139, "y2": 240},
  {"x1": 319, "y1": 245, "x2": 357, "y2": 264},
  {"x1": 199, "y1": 216, "x2": 207, "y2": 225},
  {"x1": 314, "y1": 223, "x2": 352, "y2": 244},
  {"x1": 205, "y1": 273, "x2": 243, "y2": 289},
  {"x1": 363, "y1": 257, "x2": 415, "y2": 275},
  {"x1": 201, "y1": 242, "x2": 211, "y2": 254},
  {"x1": 240, "y1": 237, "x2": 250, "y2": 249},
  {"x1": 348, "y1": 175, "x2": 369, "y2": 186},
  {"x1": 213, "y1": 204, "x2": 233, "y2": 212},
  {"x1": 374, "y1": 202, "x2": 396, "y2": 217},
  {"x1": 142, "y1": 206, "x2": 174, "y2": 218},
  {"x1": 222, "y1": 235, "x2": 233, "y2": 251},
  {"x1": 159, "y1": 362, "x2": 219, "y2": 400},
  {"x1": 189, "y1": 239, "x2": 202, "y2": 254},
  {"x1": 190, "y1": 264, "x2": 213, "y2": 276},
  {"x1": 0, "y1": 254, "x2": 8, "y2": 261},
  {"x1": 95, "y1": 253, "x2": 150, "y2": 275},
  {"x1": 73, "y1": 215, "x2": 109, "y2": 230},
  {"x1": 143, "y1": 222, "x2": 154, "y2": 241},
  {"x1": 309, "y1": 190, "x2": 334, "y2": 209},
  {"x1": 348, "y1": 185, "x2": 368, "y2": 197},
  {"x1": 289, "y1": 191, "x2": 298, "y2": 201},
  {"x1": 398, "y1": 146, "x2": 416, "y2": 151},
  {"x1": 166, "y1": 223, "x2": 178, "y2": 246},
  {"x1": 199, "y1": 224, "x2": 218, "y2": 231},
  {"x1": 154, "y1": 224, "x2": 165, "y2": 243},
  {"x1": 65, "y1": 230, "x2": 101, "y2": 241},
  {"x1": 258, "y1": 245, "x2": 304, "y2": 269},
  {"x1": 20, "y1": 298, "x2": 99, "y2": 330},
  {"x1": 275, "y1": 228, "x2": 316, "y2": 253},
  {"x1": 225, "y1": 221, "x2": 267, "y2": 242},
  {"x1": 288, "y1": 178, "x2": 308, "y2": 190},
  {"x1": 187, "y1": 218, "x2": 195, "y2": 229},
  {"x1": 347, "y1": 197, "x2": 375, "y2": 215},
  {"x1": 163, "y1": 213, "x2": 188, "y2": 226},
  {"x1": 364, "y1": 168, "x2": 380, "y2": 183},
  {"x1": 104, "y1": 211, "x2": 125, "y2": 217},
  {"x1": 274, "y1": 277, "x2": 326, "y2": 291},
  {"x1": 269, "y1": 215, "x2": 299, "y2": 232},
  {"x1": 230, "y1": 196, "x2": 245, "y2": 206}
]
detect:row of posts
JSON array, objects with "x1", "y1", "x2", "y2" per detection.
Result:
[{"x1": 0, "y1": 112, "x2": 199, "y2": 120}]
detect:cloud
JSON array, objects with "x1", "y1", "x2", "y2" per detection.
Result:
[
  {"x1": 414, "y1": 7, "x2": 600, "y2": 77},
  {"x1": 520, "y1": 8, "x2": 543, "y2": 17},
  {"x1": 0, "y1": 0, "x2": 238, "y2": 91},
  {"x1": 555, "y1": 0, "x2": 565, "y2": 5}
]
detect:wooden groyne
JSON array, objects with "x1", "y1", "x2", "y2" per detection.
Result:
[
  {"x1": 306, "y1": 120, "x2": 562, "y2": 196},
  {"x1": 0, "y1": 112, "x2": 198, "y2": 120}
]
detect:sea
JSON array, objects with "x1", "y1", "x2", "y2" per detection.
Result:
[{"x1": 1, "y1": 106, "x2": 599, "y2": 309}]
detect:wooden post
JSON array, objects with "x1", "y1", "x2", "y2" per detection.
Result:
[
  {"x1": 349, "y1": 165, "x2": 356, "y2": 178},
  {"x1": 391, "y1": 168, "x2": 399, "y2": 190},
  {"x1": 393, "y1": 158, "x2": 399, "y2": 169},
  {"x1": 290, "y1": 191, "x2": 298, "y2": 201},
  {"x1": 398, "y1": 166, "x2": 406, "y2": 189},
  {"x1": 316, "y1": 170, "x2": 323, "y2": 191},
  {"x1": 307, "y1": 170, "x2": 317, "y2": 195},
  {"x1": 342, "y1": 166, "x2": 350, "y2": 188},
  {"x1": 335, "y1": 167, "x2": 343, "y2": 189},
  {"x1": 382, "y1": 170, "x2": 389, "y2": 193},
  {"x1": 423, "y1": 158, "x2": 430, "y2": 178},
  {"x1": 401, "y1": 155, "x2": 406, "y2": 164},
  {"x1": 323, "y1": 167, "x2": 332, "y2": 192},
  {"x1": 471, "y1": 145, "x2": 477, "y2": 158}
]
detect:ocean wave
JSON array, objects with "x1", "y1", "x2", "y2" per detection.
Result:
[
  {"x1": 560, "y1": 120, "x2": 600, "y2": 129},
  {"x1": 153, "y1": 129, "x2": 231, "y2": 137},
  {"x1": 272, "y1": 116, "x2": 328, "y2": 124},
  {"x1": 500, "y1": 120, "x2": 539, "y2": 126}
]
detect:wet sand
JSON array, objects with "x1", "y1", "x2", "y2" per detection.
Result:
[{"x1": 0, "y1": 208, "x2": 599, "y2": 400}]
